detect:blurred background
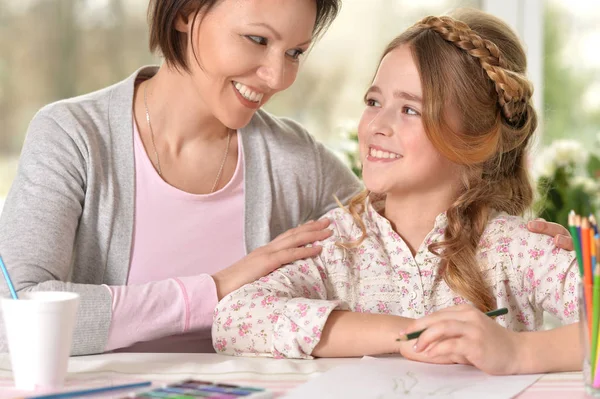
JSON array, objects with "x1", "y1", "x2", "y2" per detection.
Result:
[{"x1": 0, "y1": 0, "x2": 599, "y2": 223}]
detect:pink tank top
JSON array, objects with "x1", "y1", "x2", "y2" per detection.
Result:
[
  {"x1": 108, "y1": 120, "x2": 245, "y2": 353},
  {"x1": 128, "y1": 121, "x2": 245, "y2": 284}
]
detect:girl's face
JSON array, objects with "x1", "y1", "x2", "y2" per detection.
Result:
[
  {"x1": 178, "y1": 0, "x2": 317, "y2": 129},
  {"x1": 358, "y1": 44, "x2": 462, "y2": 198}
]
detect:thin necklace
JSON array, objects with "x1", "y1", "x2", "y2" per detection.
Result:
[{"x1": 143, "y1": 83, "x2": 232, "y2": 193}]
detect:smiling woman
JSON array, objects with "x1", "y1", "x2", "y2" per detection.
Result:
[{"x1": 0, "y1": 0, "x2": 362, "y2": 355}]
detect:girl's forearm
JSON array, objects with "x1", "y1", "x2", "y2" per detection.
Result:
[
  {"x1": 311, "y1": 310, "x2": 414, "y2": 358},
  {"x1": 517, "y1": 323, "x2": 582, "y2": 373}
]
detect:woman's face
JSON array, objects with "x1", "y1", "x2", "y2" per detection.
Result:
[{"x1": 178, "y1": 0, "x2": 317, "y2": 129}]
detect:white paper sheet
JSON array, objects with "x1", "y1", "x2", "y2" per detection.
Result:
[{"x1": 282, "y1": 356, "x2": 542, "y2": 399}]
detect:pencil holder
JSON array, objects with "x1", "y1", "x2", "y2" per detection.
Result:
[{"x1": 581, "y1": 282, "x2": 600, "y2": 396}]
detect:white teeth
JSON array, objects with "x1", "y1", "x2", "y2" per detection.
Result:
[
  {"x1": 234, "y1": 82, "x2": 264, "y2": 103},
  {"x1": 369, "y1": 147, "x2": 401, "y2": 159}
]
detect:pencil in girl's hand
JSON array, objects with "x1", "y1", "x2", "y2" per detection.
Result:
[
  {"x1": 0, "y1": 255, "x2": 18, "y2": 299},
  {"x1": 395, "y1": 308, "x2": 508, "y2": 342}
]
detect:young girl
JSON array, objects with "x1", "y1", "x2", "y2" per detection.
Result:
[{"x1": 212, "y1": 8, "x2": 581, "y2": 375}]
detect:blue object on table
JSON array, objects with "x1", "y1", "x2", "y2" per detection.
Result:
[
  {"x1": 22, "y1": 381, "x2": 152, "y2": 399},
  {"x1": 0, "y1": 255, "x2": 18, "y2": 299}
]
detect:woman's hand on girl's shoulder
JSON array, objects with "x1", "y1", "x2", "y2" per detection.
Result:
[
  {"x1": 527, "y1": 218, "x2": 573, "y2": 251},
  {"x1": 212, "y1": 219, "x2": 333, "y2": 300},
  {"x1": 397, "y1": 304, "x2": 523, "y2": 375}
]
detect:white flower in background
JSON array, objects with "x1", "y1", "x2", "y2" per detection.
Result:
[
  {"x1": 335, "y1": 120, "x2": 359, "y2": 147},
  {"x1": 329, "y1": 120, "x2": 360, "y2": 170},
  {"x1": 337, "y1": 133, "x2": 359, "y2": 154},
  {"x1": 572, "y1": 175, "x2": 600, "y2": 194},
  {"x1": 532, "y1": 150, "x2": 557, "y2": 179},
  {"x1": 551, "y1": 139, "x2": 588, "y2": 167},
  {"x1": 533, "y1": 139, "x2": 588, "y2": 179}
]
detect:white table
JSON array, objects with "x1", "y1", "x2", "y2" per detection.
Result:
[{"x1": 0, "y1": 353, "x2": 587, "y2": 398}]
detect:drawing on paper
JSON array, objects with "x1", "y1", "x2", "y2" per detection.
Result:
[{"x1": 376, "y1": 370, "x2": 488, "y2": 398}]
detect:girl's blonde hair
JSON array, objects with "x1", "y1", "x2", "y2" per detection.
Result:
[{"x1": 344, "y1": 9, "x2": 537, "y2": 312}]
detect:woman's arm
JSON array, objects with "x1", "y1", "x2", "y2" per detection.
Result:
[
  {"x1": 212, "y1": 252, "x2": 340, "y2": 358},
  {"x1": 0, "y1": 112, "x2": 115, "y2": 355},
  {"x1": 107, "y1": 219, "x2": 336, "y2": 351},
  {"x1": 212, "y1": 219, "x2": 334, "y2": 300},
  {"x1": 105, "y1": 276, "x2": 217, "y2": 351}
]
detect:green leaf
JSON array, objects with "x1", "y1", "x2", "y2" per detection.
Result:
[{"x1": 588, "y1": 154, "x2": 600, "y2": 178}]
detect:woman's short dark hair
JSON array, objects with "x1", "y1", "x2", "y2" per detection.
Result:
[{"x1": 148, "y1": 0, "x2": 341, "y2": 72}]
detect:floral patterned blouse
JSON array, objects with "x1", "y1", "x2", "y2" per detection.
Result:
[{"x1": 212, "y1": 197, "x2": 580, "y2": 359}]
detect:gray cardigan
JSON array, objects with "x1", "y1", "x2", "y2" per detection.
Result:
[{"x1": 0, "y1": 66, "x2": 362, "y2": 355}]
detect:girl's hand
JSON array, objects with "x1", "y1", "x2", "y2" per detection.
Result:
[
  {"x1": 212, "y1": 219, "x2": 333, "y2": 300},
  {"x1": 397, "y1": 304, "x2": 522, "y2": 375},
  {"x1": 527, "y1": 218, "x2": 573, "y2": 251}
]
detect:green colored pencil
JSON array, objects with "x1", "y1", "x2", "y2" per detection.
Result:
[
  {"x1": 592, "y1": 257, "x2": 600, "y2": 377},
  {"x1": 569, "y1": 210, "x2": 584, "y2": 277},
  {"x1": 395, "y1": 308, "x2": 508, "y2": 342}
]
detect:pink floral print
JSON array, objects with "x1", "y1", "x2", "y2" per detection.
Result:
[{"x1": 212, "y1": 198, "x2": 579, "y2": 359}]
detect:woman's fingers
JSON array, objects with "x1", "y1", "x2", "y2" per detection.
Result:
[
  {"x1": 272, "y1": 218, "x2": 331, "y2": 241},
  {"x1": 554, "y1": 234, "x2": 574, "y2": 251},
  {"x1": 526, "y1": 220, "x2": 573, "y2": 251},
  {"x1": 268, "y1": 219, "x2": 333, "y2": 251},
  {"x1": 214, "y1": 219, "x2": 333, "y2": 299},
  {"x1": 264, "y1": 245, "x2": 323, "y2": 273}
]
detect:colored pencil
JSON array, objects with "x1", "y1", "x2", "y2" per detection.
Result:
[
  {"x1": 569, "y1": 211, "x2": 584, "y2": 277},
  {"x1": 583, "y1": 219, "x2": 594, "y2": 336},
  {"x1": 396, "y1": 308, "x2": 508, "y2": 341},
  {"x1": 0, "y1": 256, "x2": 18, "y2": 299},
  {"x1": 591, "y1": 261, "x2": 600, "y2": 377},
  {"x1": 592, "y1": 229, "x2": 597, "y2": 275},
  {"x1": 583, "y1": 218, "x2": 592, "y2": 284},
  {"x1": 592, "y1": 216, "x2": 599, "y2": 274},
  {"x1": 21, "y1": 381, "x2": 152, "y2": 399},
  {"x1": 594, "y1": 316, "x2": 600, "y2": 388}
]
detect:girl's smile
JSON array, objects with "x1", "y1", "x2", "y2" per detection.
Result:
[{"x1": 366, "y1": 145, "x2": 403, "y2": 163}]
